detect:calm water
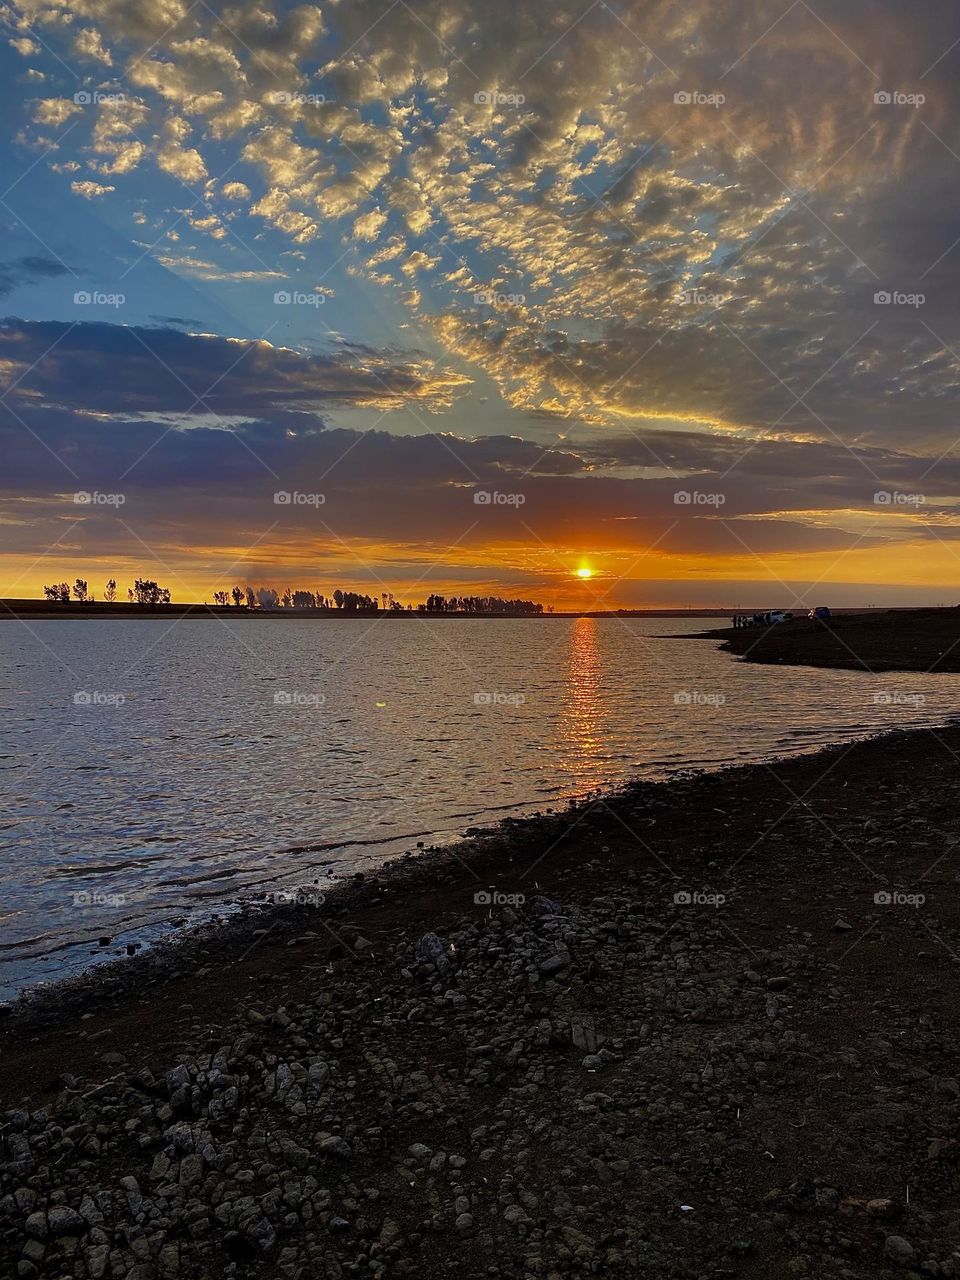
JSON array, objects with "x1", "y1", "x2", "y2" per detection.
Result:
[{"x1": 1, "y1": 615, "x2": 956, "y2": 997}]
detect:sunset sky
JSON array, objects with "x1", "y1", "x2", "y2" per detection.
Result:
[{"x1": 2, "y1": 0, "x2": 960, "y2": 607}]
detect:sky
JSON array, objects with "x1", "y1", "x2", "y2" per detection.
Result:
[{"x1": 1, "y1": 0, "x2": 960, "y2": 608}]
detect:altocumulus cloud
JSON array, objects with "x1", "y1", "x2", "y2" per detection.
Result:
[{"x1": 10, "y1": 0, "x2": 960, "y2": 451}]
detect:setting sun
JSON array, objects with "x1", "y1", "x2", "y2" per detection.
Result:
[{"x1": 576, "y1": 567, "x2": 594, "y2": 579}]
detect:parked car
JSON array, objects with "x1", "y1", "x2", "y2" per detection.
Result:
[{"x1": 807, "y1": 606, "x2": 831, "y2": 620}]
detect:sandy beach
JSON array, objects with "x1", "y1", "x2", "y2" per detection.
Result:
[{"x1": 3, "y1": 724, "x2": 960, "y2": 1278}]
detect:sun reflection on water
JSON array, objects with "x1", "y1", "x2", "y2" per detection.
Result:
[{"x1": 558, "y1": 616, "x2": 607, "y2": 792}]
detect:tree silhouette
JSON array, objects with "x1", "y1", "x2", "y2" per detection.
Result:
[
  {"x1": 212, "y1": 590, "x2": 229, "y2": 606},
  {"x1": 231, "y1": 586, "x2": 244, "y2": 607},
  {"x1": 104, "y1": 579, "x2": 117, "y2": 603},
  {"x1": 132, "y1": 579, "x2": 169, "y2": 606}
]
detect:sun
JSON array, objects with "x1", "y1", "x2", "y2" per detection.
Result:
[{"x1": 576, "y1": 566, "x2": 593, "y2": 579}]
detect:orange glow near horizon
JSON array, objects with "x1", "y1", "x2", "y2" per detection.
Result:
[{"x1": 5, "y1": 528, "x2": 960, "y2": 612}]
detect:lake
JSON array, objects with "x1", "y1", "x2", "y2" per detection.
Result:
[{"x1": 1, "y1": 615, "x2": 955, "y2": 996}]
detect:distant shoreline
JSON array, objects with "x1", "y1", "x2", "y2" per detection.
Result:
[
  {"x1": 0, "y1": 600, "x2": 735, "y2": 620},
  {"x1": 0, "y1": 599, "x2": 913, "y2": 621}
]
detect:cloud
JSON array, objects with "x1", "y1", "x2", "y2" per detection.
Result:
[
  {"x1": 0, "y1": 256, "x2": 71, "y2": 296},
  {"x1": 34, "y1": 97, "x2": 82, "y2": 126},
  {"x1": 71, "y1": 179, "x2": 115, "y2": 198},
  {"x1": 152, "y1": 255, "x2": 285, "y2": 281},
  {"x1": 0, "y1": 317, "x2": 473, "y2": 418},
  {"x1": 73, "y1": 27, "x2": 112, "y2": 64},
  {"x1": 7, "y1": 0, "x2": 960, "y2": 598}
]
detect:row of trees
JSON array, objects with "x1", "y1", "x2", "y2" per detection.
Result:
[
  {"x1": 419, "y1": 595, "x2": 545, "y2": 614},
  {"x1": 40, "y1": 579, "x2": 545, "y2": 614},
  {"x1": 43, "y1": 579, "x2": 171, "y2": 605},
  {"x1": 210, "y1": 588, "x2": 546, "y2": 613},
  {"x1": 209, "y1": 587, "x2": 391, "y2": 611}
]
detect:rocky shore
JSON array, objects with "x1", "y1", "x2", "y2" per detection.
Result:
[
  {"x1": 689, "y1": 607, "x2": 960, "y2": 672},
  {"x1": 5, "y1": 725, "x2": 960, "y2": 1278}
]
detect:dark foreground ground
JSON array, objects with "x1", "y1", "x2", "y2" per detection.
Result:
[
  {"x1": 694, "y1": 607, "x2": 960, "y2": 672},
  {"x1": 5, "y1": 725, "x2": 960, "y2": 1278}
]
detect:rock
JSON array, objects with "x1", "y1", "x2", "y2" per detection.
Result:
[
  {"x1": 179, "y1": 1153, "x2": 204, "y2": 1186},
  {"x1": 47, "y1": 1206, "x2": 86, "y2": 1237},
  {"x1": 582, "y1": 1055, "x2": 603, "y2": 1071},
  {"x1": 23, "y1": 1213, "x2": 47, "y2": 1241},
  {"x1": 318, "y1": 1136, "x2": 352, "y2": 1160},
  {"x1": 884, "y1": 1235, "x2": 916, "y2": 1266},
  {"x1": 165, "y1": 1064, "x2": 191, "y2": 1092},
  {"x1": 539, "y1": 953, "x2": 569, "y2": 974},
  {"x1": 119, "y1": 1176, "x2": 142, "y2": 1215},
  {"x1": 417, "y1": 932, "x2": 453, "y2": 975},
  {"x1": 503, "y1": 1204, "x2": 530, "y2": 1226},
  {"x1": 867, "y1": 1198, "x2": 898, "y2": 1220},
  {"x1": 308, "y1": 1062, "x2": 330, "y2": 1091},
  {"x1": 766, "y1": 976, "x2": 790, "y2": 990},
  {"x1": 244, "y1": 1218, "x2": 276, "y2": 1255},
  {"x1": 85, "y1": 1243, "x2": 110, "y2": 1278}
]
